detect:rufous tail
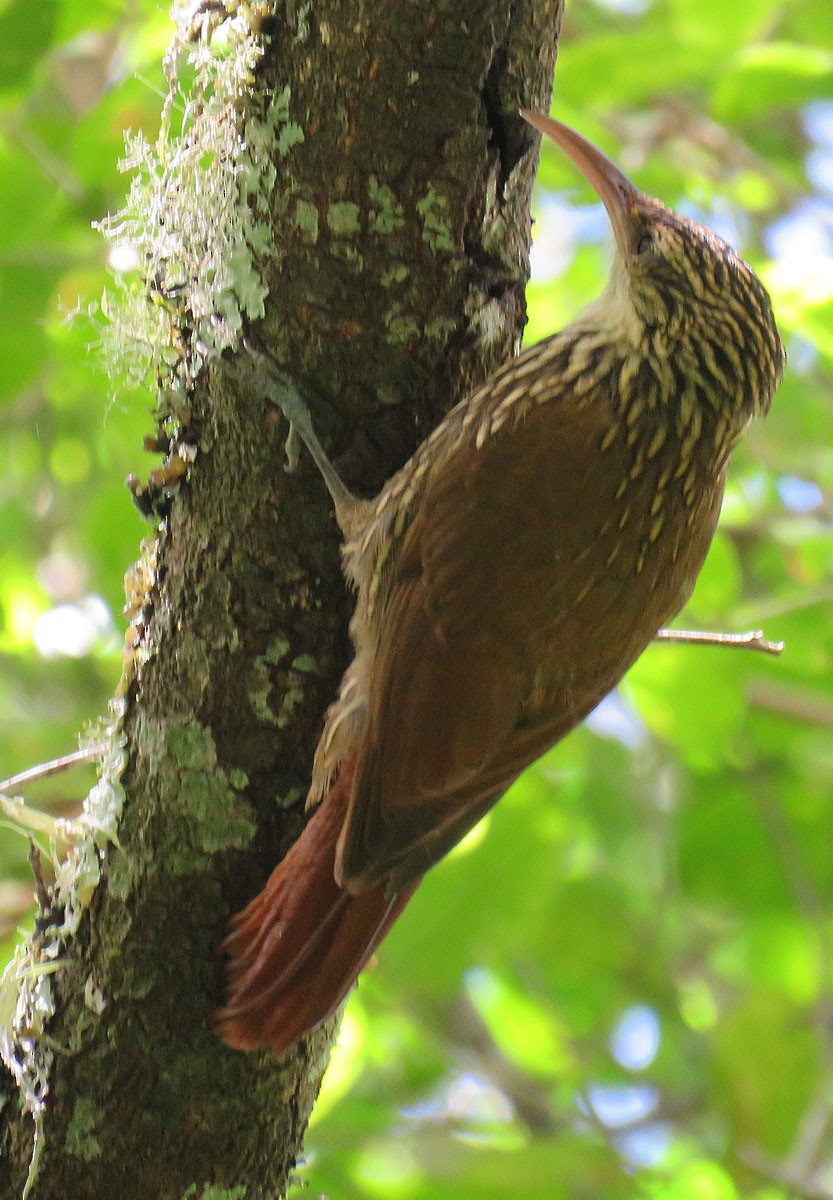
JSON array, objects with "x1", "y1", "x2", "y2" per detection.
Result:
[{"x1": 215, "y1": 755, "x2": 417, "y2": 1056}]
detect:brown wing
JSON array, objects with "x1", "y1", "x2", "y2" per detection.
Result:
[{"x1": 337, "y1": 388, "x2": 648, "y2": 893}]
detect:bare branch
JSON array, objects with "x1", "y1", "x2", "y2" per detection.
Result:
[
  {"x1": 0, "y1": 744, "x2": 108, "y2": 796},
  {"x1": 655, "y1": 628, "x2": 784, "y2": 656}
]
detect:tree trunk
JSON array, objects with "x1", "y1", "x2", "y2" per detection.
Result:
[{"x1": 0, "y1": 3, "x2": 562, "y2": 1196}]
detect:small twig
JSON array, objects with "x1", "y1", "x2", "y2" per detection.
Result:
[
  {"x1": 0, "y1": 743, "x2": 109, "y2": 795},
  {"x1": 655, "y1": 628, "x2": 784, "y2": 656}
]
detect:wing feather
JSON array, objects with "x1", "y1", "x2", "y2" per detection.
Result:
[{"x1": 338, "y1": 390, "x2": 639, "y2": 891}]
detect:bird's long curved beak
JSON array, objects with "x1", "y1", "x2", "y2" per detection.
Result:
[{"x1": 520, "y1": 110, "x2": 639, "y2": 257}]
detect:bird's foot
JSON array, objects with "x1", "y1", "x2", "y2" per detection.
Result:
[{"x1": 222, "y1": 339, "x2": 357, "y2": 519}]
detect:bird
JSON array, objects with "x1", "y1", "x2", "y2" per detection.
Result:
[{"x1": 214, "y1": 110, "x2": 785, "y2": 1056}]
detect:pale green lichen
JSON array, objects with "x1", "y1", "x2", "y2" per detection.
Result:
[
  {"x1": 152, "y1": 719, "x2": 256, "y2": 866},
  {"x1": 65, "y1": 1096, "x2": 103, "y2": 1161},
  {"x1": 248, "y1": 646, "x2": 288, "y2": 724},
  {"x1": 275, "y1": 684, "x2": 305, "y2": 729},
  {"x1": 177, "y1": 771, "x2": 256, "y2": 855},
  {"x1": 368, "y1": 177, "x2": 405, "y2": 235},
  {"x1": 294, "y1": 199, "x2": 320, "y2": 244},
  {"x1": 380, "y1": 264, "x2": 409, "y2": 287},
  {"x1": 327, "y1": 201, "x2": 361, "y2": 237},
  {"x1": 249, "y1": 643, "x2": 313, "y2": 728},
  {"x1": 180, "y1": 1184, "x2": 247, "y2": 1200},
  {"x1": 277, "y1": 119, "x2": 304, "y2": 157},
  {"x1": 332, "y1": 244, "x2": 364, "y2": 268},
  {"x1": 165, "y1": 721, "x2": 217, "y2": 772},
  {"x1": 106, "y1": 838, "x2": 143, "y2": 903},
  {"x1": 385, "y1": 311, "x2": 421, "y2": 344},
  {"x1": 262, "y1": 635, "x2": 290, "y2": 665},
  {"x1": 0, "y1": 702, "x2": 127, "y2": 1197},
  {"x1": 416, "y1": 188, "x2": 456, "y2": 252},
  {"x1": 274, "y1": 784, "x2": 306, "y2": 810},
  {"x1": 467, "y1": 288, "x2": 513, "y2": 348},
  {"x1": 96, "y1": 10, "x2": 303, "y2": 412},
  {"x1": 249, "y1": 660, "x2": 279, "y2": 725},
  {"x1": 424, "y1": 316, "x2": 458, "y2": 341},
  {"x1": 291, "y1": 653, "x2": 319, "y2": 673}
]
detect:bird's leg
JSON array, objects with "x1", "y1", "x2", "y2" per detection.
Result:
[
  {"x1": 224, "y1": 340, "x2": 359, "y2": 531},
  {"x1": 655, "y1": 628, "x2": 784, "y2": 656}
]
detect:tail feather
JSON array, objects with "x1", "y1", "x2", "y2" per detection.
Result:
[{"x1": 215, "y1": 756, "x2": 417, "y2": 1056}]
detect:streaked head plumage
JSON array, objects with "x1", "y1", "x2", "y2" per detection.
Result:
[{"x1": 521, "y1": 109, "x2": 785, "y2": 425}]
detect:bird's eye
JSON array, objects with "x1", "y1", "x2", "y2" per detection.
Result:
[{"x1": 636, "y1": 230, "x2": 655, "y2": 256}]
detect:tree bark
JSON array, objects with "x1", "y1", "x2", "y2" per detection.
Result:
[{"x1": 0, "y1": 2, "x2": 562, "y2": 1196}]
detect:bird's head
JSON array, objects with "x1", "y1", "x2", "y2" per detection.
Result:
[{"x1": 521, "y1": 110, "x2": 785, "y2": 426}]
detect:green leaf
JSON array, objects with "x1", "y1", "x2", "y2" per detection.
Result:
[
  {"x1": 713, "y1": 43, "x2": 833, "y2": 122},
  {"x1": 0, "y1": 0, "x2": 57, "y2": 93}
]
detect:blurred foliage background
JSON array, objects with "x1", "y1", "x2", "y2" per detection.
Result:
[{"x1": 1, "y1": 0, "x2": 832, "y2": 1196}]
